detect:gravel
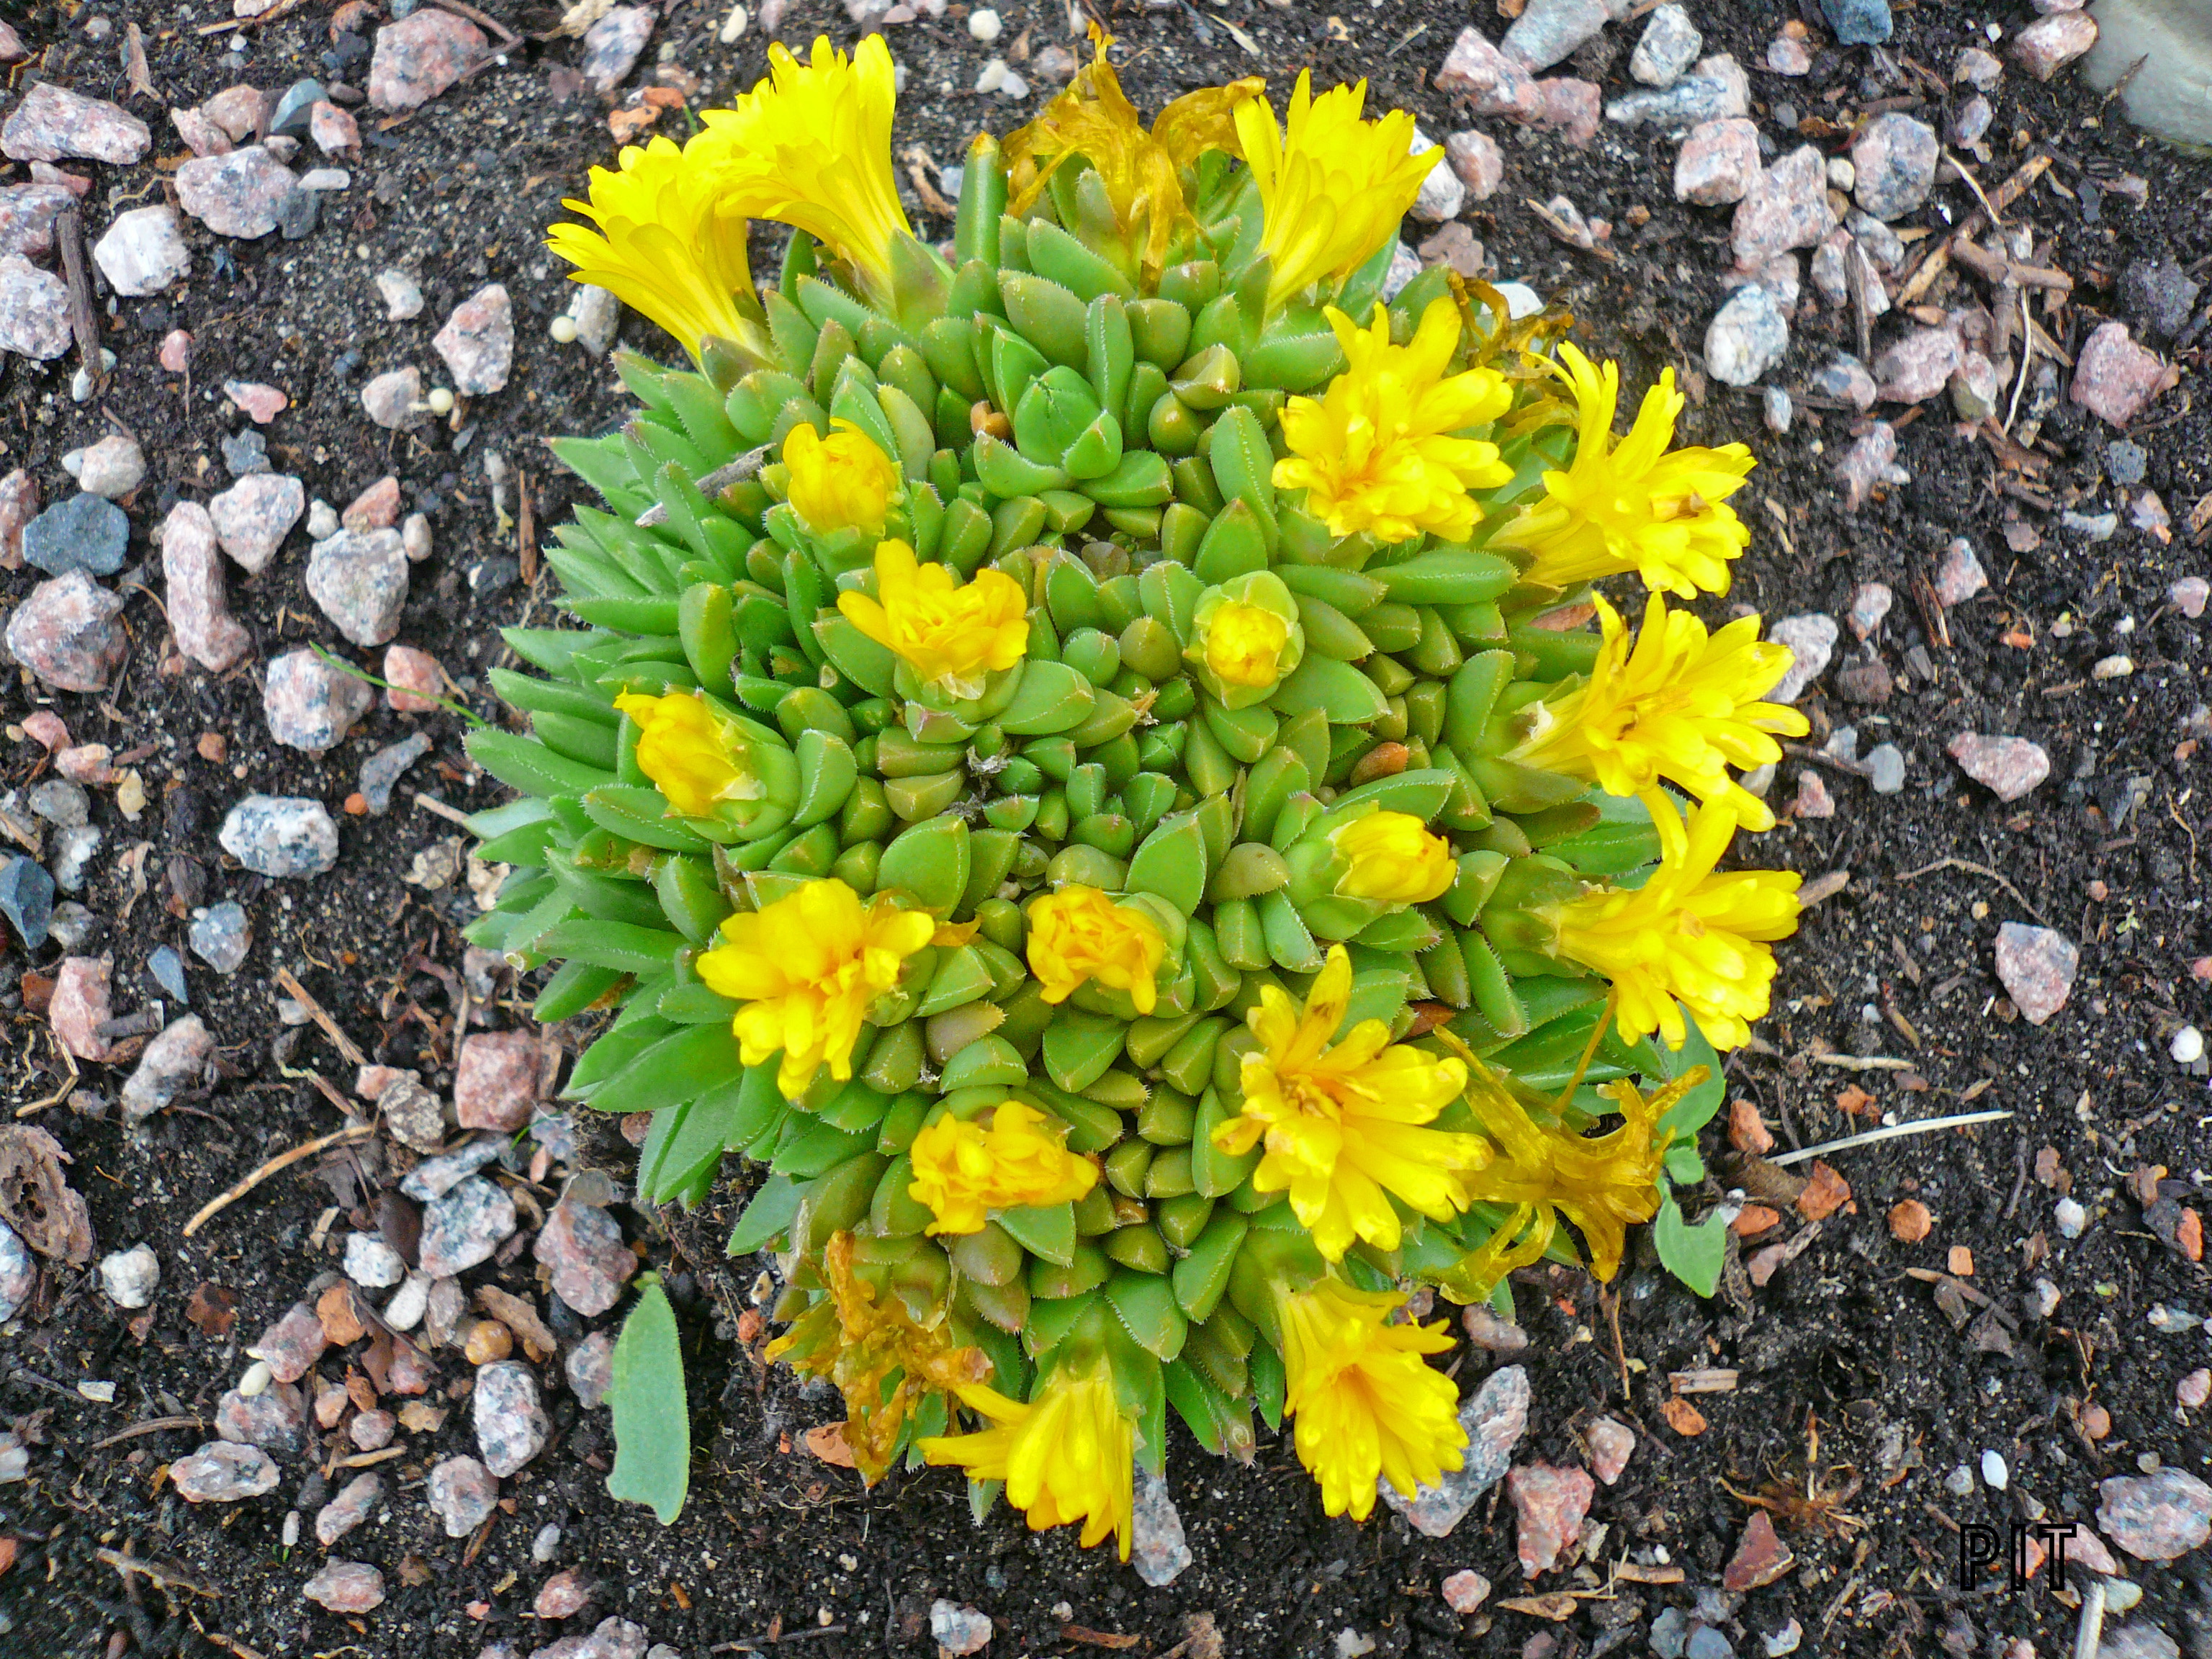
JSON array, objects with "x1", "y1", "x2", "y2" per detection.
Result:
[
  {"x1": 168, "y1": 1442, "x2": 280, "y2": 1503},
  {"x1": 473, "y1": 1361, "x2": 550, "y2": 1476},
  {"x1": 218, "y1": 796, "x2": 340, "y2": 878},
  {"x1": 99, "y1": 1244, "x2": 160, "y2": 1308}
]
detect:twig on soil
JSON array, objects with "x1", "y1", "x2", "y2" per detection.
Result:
[
  {"x1": 1904, "y1": 1267, "x2": 2018, "y2": 1328},
  {"x1": 413, "y1": 792, "x2": 475, "y2": 827},
  {"x1": 90, "y1": 1415, "x2": 205, "y2": 1451},
  {"x1": 1893, "y1": 855, "x2": 2049, "y2": 925},
  {"x1": 54, "y1": 210, "x2": 102, "y2": 390},
  {"x1": 1806, "y1": 1052, "x2": 1917, "y2": 1071},
  {"x1": 96, "y1": 1549, "x2": 217, "y2": 1599},
  {"x1": 2072, "y1": 1574, "x2": 2107, "y2": 1659},
  {"x1": 712, "y1": 1629, "x2": 849, "y2": 1653},
  {"x1": 273, "y1": 966, "x2": 372, "y2": 1070},
  {"x1": 193, "y1": 0, "x2": 305, "y2": 33},
  {"x1": 1767, "y1": 1109, "x2": 2012, "y2": 1168},
  {"x1": 15, "y1": 1040, "x2": 78, "y2": 1116},
  {"x1": 181, "y1": 1121, "x2": 377, "y2": 1238}
]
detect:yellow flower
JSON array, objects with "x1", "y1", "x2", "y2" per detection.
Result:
[
  {"x1": 783, "y1": 418, "x2": 902, "y2": 540},
  {"x1": 1233, "y1": 71, "x2": 1438, "y2": 311},
  {"x1": 693, "y1": 35, "x2": 909, "y2": 297},
  {"x1": 835, "y1": 540, "x2": 1029, "y2": 702},
  {"x1": 1277, "y1": 1278, "x2": 1465, "y2": 1520},
  {"x1": 1003, "y1": 26, "x2": 1262, "y2": 280},
  {"x1": 1447, "y1": 1056, "x2": 1689, "y2": 1285},
  {"x1": 764, "y1": 1231, "x2": 992, "y2": 1485},
  {"x1": 1491, "y1": 343, "x2": 1755, "y2": 598},
  {"x1": 920, "y1": 1359, "x2": 1136, "y2": 1558},
  {"x1": 1025, "y1": 886, "x2": 1167, "y2": 1016},
  {"x1": 696, "y1": 878, "x2": 937, "y2": 1098},
  {"x1": 1327, "y1": 810, "x2": 1455, "y2": 905},
  {"x1": 907, "y1": 1102, "x2": 1100, "y2": 1236},
  {"x1": 1539, "y1": 800, "x2": 1801, "y2": 1051},
  {"x1": 545, "y1": 134, "x2": 770, "y2": 366},
  {"x1": 1185, "y1": 570, "x2": 1304, "y2": 709},
  {"x1": 1213, "y1": 945, "x2": 1485, "y2": 1260},
  {"x1": 1510, "y1": 593, "x2": 1812, "y2": 860},
  {"x1": 613, "y1": 690, "x2": 767, "y2": 820},
  {"x1": 1274, "y1": 300, "x2": 1515, "y2": 544}
]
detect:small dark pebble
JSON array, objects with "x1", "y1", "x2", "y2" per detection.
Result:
[
  {"x1": 222, "y1": 429, "x2": 270, "y2": 478},
  {"x1": 469, "y1": 556, "x2": 521, "y2": 595},
  {"x1": 149, "y1": 945, "x2": 189, "y2": 1004},
  {"x1": 276, "y1": 189, "x2": 318, "y2": 242}
]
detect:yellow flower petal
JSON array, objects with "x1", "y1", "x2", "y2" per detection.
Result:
[
  {"x1": 919, "y1": 1359, "x2": 1135, "y2": 1558},
  {"x1": 1278, "y1": 1278, "x2": 1465, "y2": 1520},
  {"x1": 783, "y1": 418, "x2": 902, "y2": 540},
  {"x1": 1215, "y1": 945, "x2": 1485, "y2": 1260},
  {"x1": 1491, "y1": 343, "x2": 1755, "y2": 598},
  {"x1": 1024, "y1": 886, "x2": 1166, "y2": 1016},
  {"x1": 1328, "y1": 810, "x2": 1455, "y2": 904},
  {"x1": 613, "y1": 690, "x2": 765, "y2": 820},
  {"x1": 1234, "y1": 72, "x2": 1439, "y2": 311},
  {"x1": 907, "y1": 1102, "x2": 1099, "y2": 1235},
  {"x1": 1538, "y1": 800, "x2": 1801, "y2": 1051},
  {"x1": 1274, "y1": 300, "x2": 1514, "y2": 545},
  {"x1": 836, "y1": 540, "x2": 1029, "y2": 703},
  {"x1": 696, "y1": 878, "x2": 936, "y2": 1097},
  {"x1": 692, "y1": 35, "x2": 910, "y2": 296},
  {"x1": 544, "y1": 133, "x2": 770, "y2": 366},
  {"x1": 1511, "y1": 593, "x2": 1812, "y2": 857}
]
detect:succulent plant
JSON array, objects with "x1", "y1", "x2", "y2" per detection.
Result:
[{"x1": 478, "y1": 30, "x2": 1807, "y2": 1547}]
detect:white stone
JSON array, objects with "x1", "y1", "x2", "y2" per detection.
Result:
[
  {"x1": 92, "y1": 206, "x2": 189, "y2": 297},
  {"x1": 99, "y1": 1244, "x2": 160, "y2": 1308}
]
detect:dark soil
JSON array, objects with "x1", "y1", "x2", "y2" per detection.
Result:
[{"x1": 1, "y1": 0, "x2": 2208, "y2": 1655}]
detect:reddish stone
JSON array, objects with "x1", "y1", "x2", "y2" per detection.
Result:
[
  {"x1": 454, "y1": 1031, "x2": 541, "y2": 1132},
  {"x1": 0, "y1": 82, "x2": 152, "y2": 165},
  {"x1": 163, "y1": 501, "x2": 251, "y2": 673},
  {"x1": 1727, "y1": 1097, "x2": 1774, "y2": 1155},
  {"x1": 50, "y1": 956, "x2": 113, "y2": 1062},
  {"x1": 224, "y1": 379, "x2": 289, "y2": 424},
  {"x1": 343, "y1": 475, "x2": 402, "y2": 531},
  {"x1": 252, "y1": 1301, "x2": 329, "y2": 1384},
  {"x1": 1506, "y1": 1463, "x2": 1594, "y2": 1575},
  {"x1": 0, "y1": 467, "x2": 35, "y2": 569},
  {"x1": 369, "y1": 10, "x2": 489, "y2": 112},
  {"x1": 2070, "y1": 320, "x2": 2169, "y2": 428},
  {"x1": 383, "y1": 644, "x2": 445, "y2": 714},
  {"x1": 309, "y1": 101, "x2": 359, "y2": 156}
]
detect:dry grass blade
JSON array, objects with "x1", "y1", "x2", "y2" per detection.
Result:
[
  {"x1": 181, "y1": 1122, "x2": 377, "y2": 1238},
  {"x1": 97, "y1": 1548, "x2": 219, "y2": 1599},
  {"x1": 272, "y1": 966, "x2": 371, "y2": 1069}
]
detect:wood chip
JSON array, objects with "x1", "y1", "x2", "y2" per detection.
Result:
[
  {"x1": 475, "y1": 1286, "x2": 556, "y2": 1363},
  {"x1": 1496, "y1": 1593, "x2": 1581, "y2": 1621},
  {"x1": 1799, "y1": 869, "x2": 1851, "y2": 907},
  {"x1": 1059, "y1": 1627, "x2": 1143, "y2": 1651},
  {"x1": 1660, "y1": 1398, "x2": 1707, "y2": 1436},
  {"x1": 1669, "y1": 1368, "x2": 1740, "y2": 1394},
  {"x1": 1612, "y1": 1561, "x2": 1685, "y2": 1585}
]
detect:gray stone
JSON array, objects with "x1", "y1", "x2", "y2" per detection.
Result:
[
  {"x1": 49, "y1": 824, "x2": 99, "y2": 895},
  {"x1": 274, "y1": 186, "x2": 318, "y2": 241},
  {"x1": 122, "y1": 1015, "x2": 212, "y2": 1120},
  {"x1": 1604, "y1": 53, "x2": 1748, "y2": 130},
  {"x1": 220, "y1": 796, "x2": 338, "y2": 878},
  {"x1": 1732, "y1": 145, "x2": 1835, "y2": 267},
  {"x1": 0, "y1": 1220, "x2": 32, "y2": 1323},
  {"x1": 1630, "y1": 4, "x2": 1701, "y2": 86},
  {"x1": 2098, "y1": 1470, "x2": 2212, "y2": 1563},
  {"x1": 1381, "y1": 1364, "x2": 1529, "y2": 1537},
  {"x1": 189, "y1": 902, "x2": 251, "y2": 973},
  {"x1": 209, "y1": 472, "x2": 304, "y2": 573},
  {"x1": 66, "y1": 436, "x2": 147, "y2": 500},
  {"x1": 567, "y1": 284, "x2": 621, "y2": 356},
  {"x1": 1811, "y1": 353, "x2": 1878, "y2": 411},
  {"x1": 1934, "y1": 539, "x2": 1987, "y2": 604},
  {"x1": 1673, "y1": 117, "x2": 1759, "y2": 205},
  {"x1": 400, "y1": 1138, "x2": 503, "y2": 1202},
  {"x1": 2121, "y1": 258, "x2": 2201, "y2": 344},
  {"x1": 176, "y1": 146, "x2": 300, "y2": 239},
  {"x1": 0, "y1": 256, "x2": 71, "y2": 359},
  {"x1": 92, "y1": 206, "x2": 189, "y2": 297},
  {"x1": 1705, "y1": 284, "x2": 1789, "y2": 387},
  {"x1": 99, "y1": 1244, "x2": 161, "y2": 1308},
  {"x1": 534, "y1": 1198, "x2": 636, "y2": 1318},
  {"x1": 1850, "y1": 113, "x2": 1938, "y2": 220},
  {"x1": 1819, "y1": 0, "x2": 1891, "y2": 45},
  {"x1": 1132, "y1": 1470, "x2": 1191, "y2": 1585},
  {"x1": 268, "y1": 78, "x2": 327, "y2": 137},
  {"x1": 29, "y1": 779, "x2": 86, "y2": 827},
  {"x1": 375, "y1": 269, "x2": 423, "y2": 321},
  {"x1": 148, "y1": 944, "x2": 189, "y2": 1004},
  {"x1": 222, "y1": 428, "x2": 270, "y2": 478},
  {"x1": 1766, "y1": 614, "x2": 1839, "y2": 703},
  {"x1": 163, "y1": 500, "x2": 250, "y2": 673},
  {"x1": 303, "y1": 1560, "x2": 385, "y2": 1613},
  {"x1": 306, "y1": 529, "x2": 408, "y2": 646},
  {"x1": 1948, "y1": 733, "x2": 2049, "y2": 801},
  {"x1": 930, "y1": 1603, "x2": 993, "y2": 1657},
  {"x1": 1865, "y1": 742, "x2": 1905, "y2": 794},
  {"x1": 432, "y1": 284, "x2": 513, "y2": 396},
  {"x1": 582, "y1": 7, "x2": 654, "y2": 92},
  {"x1": 0, "y1": 183, "x2": 72, "y2": 261},
  {"x1": 359, "y1": 732, "x2": 431, "y2": 814},
  {"x1": 215, "y1": 1382, "x2": 307, "y2": 1455},
  {"x1": 1501, "y1": 0, "x2": 1609, "y2": 71},
  {"x1": 1951, "y1": 94, "x2": 1994, "y2": 146},
  {"x1": 1995, "y1": 922, "x2": 2078, "y2": 1026},
  {"x1": 264, "y1": 648, "x2": 373, "y2": 755},
  {"x1": 346, "y1": 1231, "x2": 407, "y2": 1289},
  {"x1": 1874, "y1": 325, "x2": 1962, "y2": 404},
  {"x1": 1408, "y1": 128, "x2": 1464, "y2": 223},
  {"x1": 418, "y1": 1176, "x2": 516, "y2": 1278},
  {"x1": 315, "y1": 1473, "x2": 382, "y2": 1546},
  {"x1": 1763, "y1": 386, "x2": 1793, "y2": 433},
  {"x1": 369, "y1": 9, "x2": 488, "y2": 112},
  {"x1": 0, "y1": 856, "x2": 55, "y2": 948},
  {"x1": 170, "y1": 1442, "x2": 279, "y2": 1503},
  {"x1": 23, "y1": 493, "x2": 127, "y2": 578},
  {"x1": 0, "y1": 82, "x2": 151, "y2": 164},
  {"x1": 361, "y1": 367, "x2": 428, "y2": 430},
  {"x1": 473, "y1": 1362, "x2": 549, "y2": 1476},
  {"x1": 380, "y1": 1076, "x2": 446, "y2": 1155},
  {"x1": 429, "y1": 1454, "x2": 500, "y2": 1537},
  {"x1": 567, "y1": 1331, "x2": 615, "y2": 1409},
  {"x1": 1847, "y1": 582, "x2": 1892, "y2": 641}
]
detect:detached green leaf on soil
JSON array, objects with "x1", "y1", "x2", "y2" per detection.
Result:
[{"x1": 607, "y1": 1274, "x2": 690, "y2": 1524}]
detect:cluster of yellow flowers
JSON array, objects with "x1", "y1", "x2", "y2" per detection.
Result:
[{"x1": 538, "y1": 26, "x2": 1809, "y2": 1555}]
